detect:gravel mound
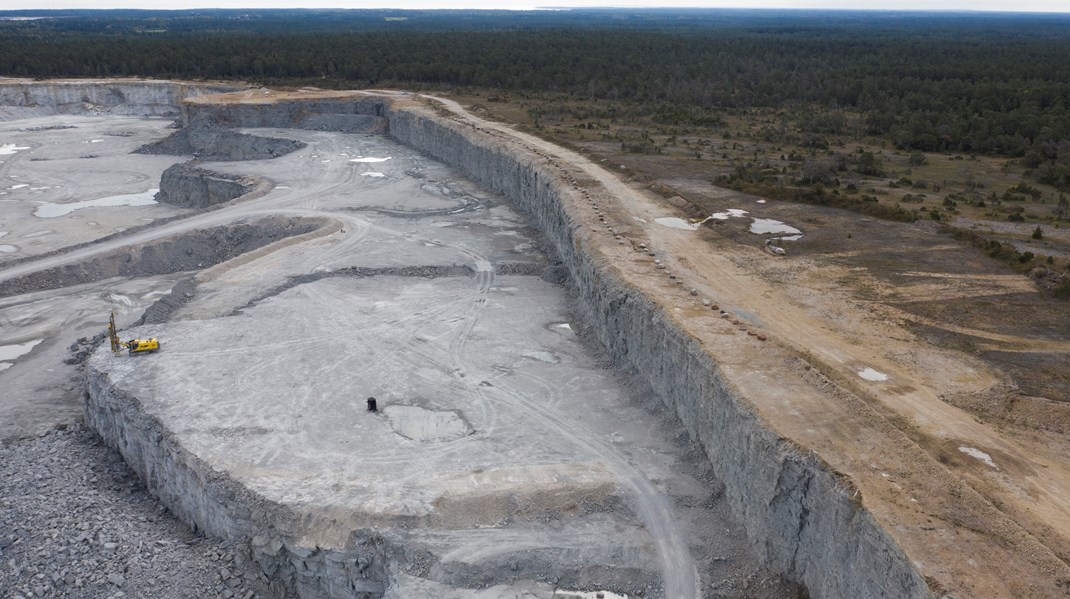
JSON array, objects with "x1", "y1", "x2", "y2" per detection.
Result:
[{"x1": 0, "y1": 425, "x2": 268, "y2": 599}]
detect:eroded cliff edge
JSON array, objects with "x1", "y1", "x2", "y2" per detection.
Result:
[
  {"x1": 79, "y1": 91, "x2": 926, "y2": 598},
  {"x1": 385, "y1": 102, "x2": 932, "y2": 599},
  {"x1": 0, "y1": 79, "x2": 242, "y2": 120},
  {"x1": 77, "y1": 87, "x2": 1070, "y2": 598}
]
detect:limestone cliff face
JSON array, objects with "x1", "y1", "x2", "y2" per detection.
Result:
[
  {"x1": 0, "y1": 80, "x2": 240, "y2": 120},
  {"x1": 136, "y1": 114, "x2": 307, "y2": 161},
  {"x1": 83, "y1": 362, "x2": 391, "y2": 598},
  {"x1": 155, "y1": 163, "x2": 257, "y2": 209},
  {"x1": 386, "y1": 105, "x2": 932, "y2": 599},
  {"x1": 183, "y1": 97, "x2": 389, "y2": 134},
  {"x1": 72, "y1": 88, "x2": 931, "y2": 599}
]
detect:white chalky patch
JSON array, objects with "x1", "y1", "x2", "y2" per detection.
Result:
[
  {"x1": 857, "y1": 367, "x2": 889, "y2": 382},
  {"x1": 959, "y1": 447, "x2": 998, "y2": 469}
]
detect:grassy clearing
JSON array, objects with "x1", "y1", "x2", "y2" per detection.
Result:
[{"x1": 452, "y1": 91, "x2": 1069, "y2": 285}]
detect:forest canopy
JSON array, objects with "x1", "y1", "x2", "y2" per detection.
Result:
[{"x1": 2, "y1": 8, "x2": 1069, "y2": 188}]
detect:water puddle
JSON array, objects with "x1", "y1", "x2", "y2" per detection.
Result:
[
  {"x1": 360, "y1": 172, "x2": 386, "y2": 178},
  {"x1": 274, "y1": 185, "x2": 291, "y2": 190},
  {"x1": 857, "y1": 367, "x2": 889, "y2": 382},
  {"x1": 710, "y1": 208, "x2": 749, "y2": 220},
  {"x1": 556, "y1": 591, "x2": 628, "y2": 599},
  {"x1": 750, "y1": 218, "x2": 802, "y2": 235},
  {"x1": 655, "y1": 217, "x2": 700, "y2": 230},
  {"x1": 349, "y1": 156, "x2": 392, "y2": 163},
  {"x1": 0, "y1": 338, "x2": 43, "y2": 362},
  {"x1": 0, "y1": 144, "x2": 30, "y2": 155},
  {"x1": 34, "y1": 188, "x2": 159, "y2": 218},
  {"x1": 0, "y1": 245, "x2": 17, "y2": 253},
  {"x1": 9, "y1": 184, "x2": 29, "y2": 190},
  {"x1": 775, "y1": 234, "x2": 804, "y2": 241},
  {"x1": 959, "y1": 446, "x2": 998, "y2": 469}
]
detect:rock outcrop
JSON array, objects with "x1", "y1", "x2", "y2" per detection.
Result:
[
  {"x1": 74, "y1": 92, "x2": 931, "y2": 599},
  {"x1": 135, "y1": 114, "x2": 306, "y2": 161},
  {"x1": 183, "y1": 94, "x2": 389, "y2": 134},
  {"x1": 0, "y1": 80, "x2": 241, "y2": 120},
  {"x1": 154, "y1": 163, "x2": 258, "y2": 209},
  {"x1": 385, "y1": 104, "x2": 932, "y2": 599},
  {"x1": 0, "y1": 217, "x2": 323, "y2": 299}
]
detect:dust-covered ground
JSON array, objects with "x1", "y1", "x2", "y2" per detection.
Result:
[{"x1": 1, "y1": 110, "x2": 803, "y2": 598}]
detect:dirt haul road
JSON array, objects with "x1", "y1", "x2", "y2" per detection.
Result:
[{"x1": 423, "y1": 95, "x2": 1070, "y2": 596}]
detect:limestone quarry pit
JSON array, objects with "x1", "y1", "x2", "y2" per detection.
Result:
[{"x1": 1, "y1": 80, "x2": 1069, "y2": 599}]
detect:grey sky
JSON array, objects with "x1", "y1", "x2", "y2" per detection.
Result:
[{"x1": 4, "y1": 1, "x2": 1069, "y2": 13}]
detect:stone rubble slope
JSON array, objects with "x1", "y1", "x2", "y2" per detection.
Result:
[{"x1": 0, "y1": 424, "x2": 268, "y2": 599}]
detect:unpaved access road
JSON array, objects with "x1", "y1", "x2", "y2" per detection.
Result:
[{"x1": 424, "y1": 95, "x2": 1070, "y2": 595}]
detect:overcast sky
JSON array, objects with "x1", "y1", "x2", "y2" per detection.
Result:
[{"x1": 3, "y1": 0, "x2": 1069, "y2": 13}]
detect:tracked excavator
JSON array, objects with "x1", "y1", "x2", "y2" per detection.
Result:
[{"x1": 108, "y1": 312, "x2": 159, "y2": 355}]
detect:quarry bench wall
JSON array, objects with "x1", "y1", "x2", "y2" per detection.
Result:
[
  {"x1": 386, "y1": 104, "x2": 932, "y2": 599},
  {"x1": 31, "y1": 79, "x2": 933, "y2": 598}
]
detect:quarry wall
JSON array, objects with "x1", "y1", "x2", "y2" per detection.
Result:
[
  {"x1": 386, "y1": 104, "x2": 933, "y2": 599},
  {"x1": 67, "y1": 87, "x2": 933, "y2": 598},
  {"x1": 155, "y1": 163, "x2": 258, "y2": 209},
  {"x1": 183, "y1": 97, "x2": 389, "y2": 134},
  {"x1": 0, "y1": 80, "x2": 240, "y2": 120}
]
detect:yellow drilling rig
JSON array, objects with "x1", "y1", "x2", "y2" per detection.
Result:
[{"x1": 108, "y1": 312, "x2": 159, "y2": 355}]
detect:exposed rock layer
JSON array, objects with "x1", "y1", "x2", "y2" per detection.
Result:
[
  {"x1": 0, "y1": 80, "x2": 241, "y2": 120},
  {"x1": 155, "y1": 163, "x2": 258, "y2": 209},
  {"x1": 385, "y1": 104, "x2": 931, "y2": 599},
  {"x1": 136, "y1": 114, "x2": 306, "y2": 161},
  {"x1": 184, "y1": 96, "x2": 389, "y2": 134},
  {"x1": 0, "y1": 217, "x2": 322, "y2": 298},
  {"x1": 77, "y1": 91, "x2": 931, "y2": 598}
]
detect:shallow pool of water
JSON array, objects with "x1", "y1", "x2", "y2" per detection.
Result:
[
  {"x1": 750, "y1": 218, "x2": 802, "y2": 235},
  {"x1": 0, "y1": 339, "x2": 43, "y2": 362},
  {"x1": 655, "y1": 217, "x2": 699, "y2": 230},
  {"x1": 34, "y1": 188, "x2": 159, "y2": 218}
]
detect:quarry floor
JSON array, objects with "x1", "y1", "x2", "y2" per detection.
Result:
[
  {"x1": 3, "y1": 86, "x2": 1070, "y2": 598},
  {"x1": 0, "y1": 116, "x2": 797, "y2": 598}
]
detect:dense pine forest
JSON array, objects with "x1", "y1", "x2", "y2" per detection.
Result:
[{"x1": 2, "y1": 9, "x2": 1069, "y2": 189}]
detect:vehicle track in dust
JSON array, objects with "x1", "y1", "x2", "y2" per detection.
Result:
[{"x1": 0, "y1": 111, "x2": 701, "y2": 599}]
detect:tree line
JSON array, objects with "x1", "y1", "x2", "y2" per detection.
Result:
[{"x1": 2, "y1": 9, "x2": 1068, "y2": 188}]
